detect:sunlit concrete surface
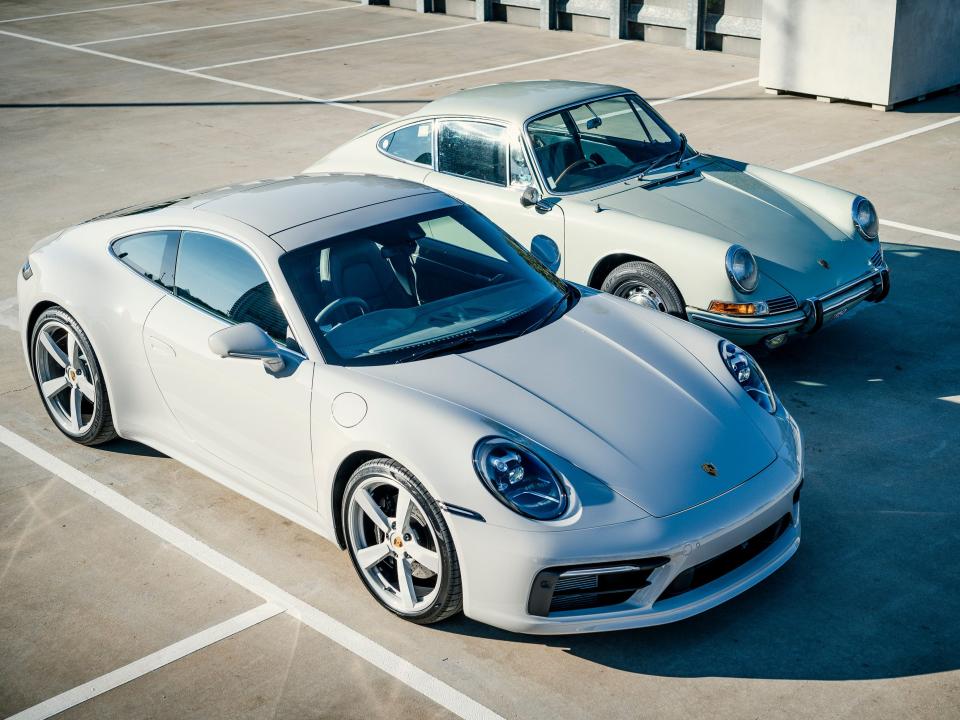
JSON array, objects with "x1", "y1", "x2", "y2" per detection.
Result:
[{"x1": 1, "y1": 1, "x2": 958, "y2": 718}]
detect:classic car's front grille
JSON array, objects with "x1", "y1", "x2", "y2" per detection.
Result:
[
  {"x1": 870, "y1": 249, "x2": 884, "y2": 267},
  {"x1": 766, "y1": 295, "x2": 799, "y2": 314},
  {"x1": 656, "y1": 513, "x2": 793, "y2": 603},
  {"x1": 528, "y1": 558, "x2": 669, "y2": 616}
]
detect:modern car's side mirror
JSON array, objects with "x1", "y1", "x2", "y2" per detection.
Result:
[
  {"x1": 208, "y1": 322, "x2": 285, "y2": 373},
  {"x1": 531, "y1": 235, "x2": 561, "y2": 273},
  {"x1": 520, "y1": 185, "x2": 542, "y2": 208}
]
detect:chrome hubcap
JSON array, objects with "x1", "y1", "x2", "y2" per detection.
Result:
[
  {"x1": 34, "y1": 321, "x2": 97, "y2": 435},
  {"x1": 347, "y1": 476, "x2": 442, "y2": 613},
  {"x1": 624, "y1": 284, "x2": 668, "y2": 312}
]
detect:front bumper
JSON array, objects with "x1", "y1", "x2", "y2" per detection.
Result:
[
  {"x1": 451, "y1": 453, "x2": 802, "y2": 635},
  {"x1": 686, "y1": 265, "x2": 890, "y2": 347}
]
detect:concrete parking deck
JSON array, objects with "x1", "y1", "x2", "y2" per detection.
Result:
[{"x1": 1, "y1": 1, "x2": 958, "y2": 719}]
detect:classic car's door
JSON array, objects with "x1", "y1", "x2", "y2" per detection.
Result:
[
  {"x1": 424, "y1": 119, "x2": 566, "y2": 276},
  {"x1": 142, "y1": 230, "x2": 317, "y2": 509}
]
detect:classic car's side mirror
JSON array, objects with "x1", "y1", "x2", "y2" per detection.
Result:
[
  {"x1": 208, "y1": 322, "x2": 285, "y2": 373},
  {"x1": 531, "y1": 235, "x2": 561, "y2": 273},
  {"x1": 520, "y1": 185, "x2": 541, "y2": 208}
]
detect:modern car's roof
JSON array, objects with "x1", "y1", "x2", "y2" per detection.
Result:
[
  {"x1": 409, "y1": 80, "x2": 630, "y2": 125},
  {"x1": 92, "y1": 174, "x2": 439, "y2": 238},
  {"x1": 183, "y1": 174, "x2": 438, "y2": 236}
]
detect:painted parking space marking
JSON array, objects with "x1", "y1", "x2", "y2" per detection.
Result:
[
  {"x1": 188, "y1": 22, "x2": 482, "y2": 72},
  {"x1": 0, "y1": 28, "x2": 400, "y2": 119},
  {"x1": 650, "y1": 77, "x2": 759, "y2": 106},
  {"x1": 0, "y1": 425, "x2": 504, "y2": 720},
  {"x1": 784, "y1": 114, "x2": 960, "y2": 174},
  {"x1": 0, "y1": 0, "x2": 182, "y2": 24},
  {"x1": 8, "y1": 603, "x2": 284, "y2": 720},
  {"x1": 878, "y1": 219, "x2": 960, "y2": 244},
  {"x1": 75, "y1": 5, "x2": 361, "y2": 46}
]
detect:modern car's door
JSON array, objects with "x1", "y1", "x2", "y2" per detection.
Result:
[
  {"x1": 142, "y1": 230, "x2": 317, "y2": 508},
  {"x1": 424, "y1": 119, "x2": 566, "y2": 276}
]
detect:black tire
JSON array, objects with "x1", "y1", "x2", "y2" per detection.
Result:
[
  {"x1": 30, "y1": 306, "x2": 117, "y2": 446},
  {"x1": 343, "y1": 458, "x2": 462, "y2": 625},
  {"x1": 600, "y1": 260, "x2": 686, "y2": 318}
]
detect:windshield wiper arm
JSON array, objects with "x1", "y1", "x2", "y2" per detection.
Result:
[{"x1": 636, "y1": 133, "x2": 688, "y2": 179}]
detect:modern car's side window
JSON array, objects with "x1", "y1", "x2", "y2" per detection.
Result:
[
  {"x1": 437, "y1": 120, "x2": 507, "y2": 185},
  {"x1": 111, "y1": 230, "x2": 179, "y2": 290},
  {"x1": 379, "y1": 121, "x2": 433, "y2": 166},
  {"x1": 173, "y1": 231, "x2": 289, "y2": 344}
]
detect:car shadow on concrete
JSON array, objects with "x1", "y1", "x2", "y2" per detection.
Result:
[{"x1": 438, "y1": 242, "x2": 960, "y2": 681}]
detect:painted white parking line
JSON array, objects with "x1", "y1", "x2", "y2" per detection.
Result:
[
  {"x1": 188, "y1": 22, "x2": 481, "y2": 72},
  {"x1": 0, "y1": 0, "x2": 181, "y2": 24},
  {"x1": 0, "y1": 29, "x2": 400, "y2": 119},
  {"x1": 330, "y1": 41, "x2": 628, "y2": 102},
  {"x1": 940, "y1": 395, "x2": 960, "y2": 405},
  {"x1": 75, "y1": 5, "x2": 361, "y2": 46},
  {"x1": 0, "y1": 425, "x2": 503, "y2": 720},
  {"x1": 784, "y1": 114, "x2": 960, "y2": 174},
  {"x1": 650, "y1": 76, "x2": 758, "y2": 106},
  {"x1": 8, "y1": 603, "x2": 284, "y2": 720},
  {"x1": 879, "y1": 219, "x2": 960, "y2": 244}
]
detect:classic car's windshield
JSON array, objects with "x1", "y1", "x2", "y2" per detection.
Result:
[
  {"x1": 279, "y1": 205, "x2": 571, "y2": 366},
  {"x1": 527, "y1": 94, "x2": 685, "y2": 193}
]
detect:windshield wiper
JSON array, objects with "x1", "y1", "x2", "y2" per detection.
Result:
[
  {"x1": 395, "y1": 286, "x2": 574, "y2": 363},
  {"x1": 636, "y1": 133, "x2": 688, "y2": 180}
]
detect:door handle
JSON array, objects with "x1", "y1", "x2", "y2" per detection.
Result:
[{"x1": 147, "y1": 336, "x2": 176, "y2": 357}]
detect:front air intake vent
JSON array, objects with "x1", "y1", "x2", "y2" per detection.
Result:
[
  {"x1": 528, "y1": 558, "x2": 669, "y2": 617},
  {"x1": 766, "y1": 295, "x2": 799, "y2": 314}
]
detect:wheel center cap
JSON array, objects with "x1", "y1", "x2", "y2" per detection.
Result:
[
  {"x1": 391, "y1": 535, "x2": 404, "y2": 550},
  {"x1": 66, "y1": 367, "x2": 78, "y2": 384}
]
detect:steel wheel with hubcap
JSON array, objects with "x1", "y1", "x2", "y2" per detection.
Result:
[
  {"x1": 31, "y1": 307, "x2": 116, "y2": 445},
  {"x1": 344, "y1": 459, "x2": 462, "y2": 623},
  {"x1": 601, "y1": 259, "x2": 686, "y2": 318}
]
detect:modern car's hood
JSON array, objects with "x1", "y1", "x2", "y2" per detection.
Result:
[
  {"x1": 589, "y1": 159, "x2": 872, "y2": 298},
  {"x1": 359, "y1": 294, "x2": 776, "y2": 517}
]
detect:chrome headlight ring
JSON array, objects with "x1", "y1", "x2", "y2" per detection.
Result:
[
  {"x1": 852, "y1": 196, "x2": 879, "y2": 241},
  {"x1": 725, "y1": 244, "x2": 759, "y2": 294}
]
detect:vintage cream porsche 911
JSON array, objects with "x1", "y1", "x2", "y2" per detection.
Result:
[{"x1": 306, "y1": 80, "x2": 890, "y2": 349}]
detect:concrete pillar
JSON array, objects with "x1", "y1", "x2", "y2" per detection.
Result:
[
  {"x1": 475, "y1": 0, "x2": 492, "y2": 21},
  {"x1": 610, "y1": 0, "x2": 628, "y2": 38},
  {"x1": 685, "y1": 0, "x2": 703, "y2": 49},
  {"x1": 415, "y1": 0, "x2": 432, "y2": 11},
  {"x1": 540, "y1": 0, "x2": 557, "y2": 30}
]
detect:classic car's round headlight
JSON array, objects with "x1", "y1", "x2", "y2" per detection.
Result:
[
  {"x1": 720, "y1": 340, "x2": 777, "y2": 413},
  {"x1": 725, "y1": 245, "x2": 759, "y2": 293},
  {"x1": 474, "y1": 438, "x2": 567, "y2": 520},
  {"x1": 852, "y1": 196, "x2": 879, "y2": 240}
]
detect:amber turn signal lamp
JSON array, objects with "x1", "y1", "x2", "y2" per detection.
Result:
[{"x1": 708, "y1": 301, "x2": 758, "y2": 316}]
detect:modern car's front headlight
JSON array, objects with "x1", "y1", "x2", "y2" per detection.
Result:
[
  {"x1": 720, "y1": 340, "x2": 777, "y2": 413},
  {"x1": 852, "y1": 196, "x2": 879, "y2": 240},
  {"x1": 474, "y1": 438, "x2": 567, "y2": 520},
  {"x1": 725, "y1": 245, "x2": 759, "y2": 293}
]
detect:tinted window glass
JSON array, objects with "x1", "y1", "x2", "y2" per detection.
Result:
[
  {"x1": 509, "y1": 142, "x2": 532, "y2": 186},
  {"x1": 438, "y1": 121, "x2": 506, "y2": 185},
  {"x1": 174, "y1": 232, "x2": 288, "y2": 343},
  {"x1": 112, "y1": 230, "x2": 178, "y2": 289},
  {"x1": 379, "y1": 122, "x2": 433, "y2": 166}
]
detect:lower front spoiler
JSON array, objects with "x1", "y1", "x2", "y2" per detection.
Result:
[{"x1": 686, "y1": 266, "x2": 890, "y2": 347}]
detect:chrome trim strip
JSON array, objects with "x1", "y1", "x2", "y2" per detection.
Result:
[
  {"x1": 686, "y1": 309, "x2": 805, "y2": 330},
  {"x1": 560, "y1": 565, "x2": 644, "y2": 578}
]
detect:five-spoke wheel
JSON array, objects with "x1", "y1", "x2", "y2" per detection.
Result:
[
  {"x1": 344, "y1": 459, "x2": 461, "y2": 623},
  {"x1": 31, "y1": 307, "x2": 116, "y2": 445}
]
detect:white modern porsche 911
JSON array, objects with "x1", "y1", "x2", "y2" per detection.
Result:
[{"x1": 17, "y1": 174, "x2": 802, "y2": 634}]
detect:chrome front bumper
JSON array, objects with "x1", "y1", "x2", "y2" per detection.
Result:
[{"x1": 687, "y1": 265, "x2": 890, "y2": 345}]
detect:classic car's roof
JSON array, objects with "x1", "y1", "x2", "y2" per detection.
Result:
[
  {"x1": 92, "y1": 174, "x2": 439, "y2": 237},
  {"x1": 410, "y1": 80, "x2": 631, "y2": 125}
]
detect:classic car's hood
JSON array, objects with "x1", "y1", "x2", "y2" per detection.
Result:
[
  {"x1": 589, "y1": 159, "x2": 873, "y2": 298},
  {"x1": 359, "y1": 294, "x2": 776, "y2": 517}
]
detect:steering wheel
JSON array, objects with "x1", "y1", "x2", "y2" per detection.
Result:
[
  {"x1": 314, "y1": 296, "x2": 370, "y2": 325},
  {"x1": 554, "y1": 157, "x2": 598, "y2": 185}
]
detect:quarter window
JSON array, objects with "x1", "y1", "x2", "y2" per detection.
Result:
[
  {"x1": 173, "y1": 232, "x2": 288, "y2": 343},
  {"x1": 112, "y1": 230, "x2": 179, "y2": 290},
  {"x1": 379, "y1": 122, "x2": 433, "y2": 166},
  {"x1": 437, "y1": 121, "x2": 507, "y2": 185}
]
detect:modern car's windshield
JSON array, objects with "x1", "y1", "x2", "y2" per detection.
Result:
[
  {"x1": 527, "y1": 94, "x2": 686, "y2": 193},
  {"x1": 279, "y1": 204, "x2": 571, "y2": 366}
]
